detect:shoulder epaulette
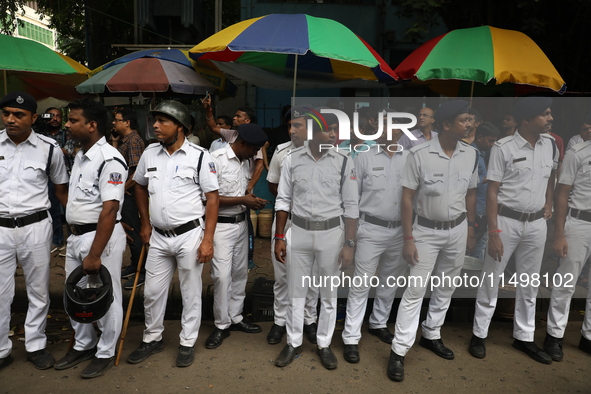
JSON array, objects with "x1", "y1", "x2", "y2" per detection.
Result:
[
  {"x1": 37, "y1": 133, "x2": 60, "y2": 148},
  {"x1": 276, "y1": 141, "x2": 292, "y2": 153},
  {"x1": 409, "y1": 141, "x2": 430, "y2": 154},
  {"x1": 541, "y1": 133, "x2": 555, "y2": 140},
  {"x1": 188, "y1": 142, "x2": 206, "y2": 151},
  {"x1": 145, "y1": 142, "x2": 161, "y2": 150},
  {"x1": 494, "y1": 135, "x2": 514, "y2": 147},
  {"x1": 571, "y1": 140, "x2": 591, "y2": 153}
]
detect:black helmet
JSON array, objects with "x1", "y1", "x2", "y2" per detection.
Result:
[
  {"x1": 151, "y1": 100, "x2": 191, "y2": 131},
  {"x1": 64, "y1": 265, "x2": 113, "y2": 324}
]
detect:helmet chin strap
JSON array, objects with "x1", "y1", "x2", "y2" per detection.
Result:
[{"x1": 160, "y1": 130, "x2": 180, "y2": 148}]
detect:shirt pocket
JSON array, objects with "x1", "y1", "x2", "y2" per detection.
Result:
[
  {"x1": 422, "y1": 172, "x2": 445, "y2": 197},
  {"x1": 367, "y1": 168, "x2": 387, "y2": 191},
  {"x1": 540, "y1": 163, "x2": 552, "y2": 179},
  {"x1": 219, "y1": 173, "x2": 239, "y2": 196},
  {"x1": 321, "y1": 172, "x2": 341, "y2": 198},
  {"x1": 74, "y1": 178, "x2": 98, "y2": 201},
  {"x1": 23, "y1": 160, "x2": 46, "y2": 184},
  {"x1": 172, "y1": 169, "x2": 195, "y2": 194},
  {"x1": 0, "y1": 160, "x2": 8, "y2": 182},
  {"x1": 146, "y1": 171, "x2": 160, "y2": 195},
  {"x1": 509, "y1": 159, "x2": 532, "y2": 181},
  {"x1": 292, "y1": 174, "x2": 309, "y2": 196},
  {"x1": 455, "y1": 171, "x2": 473, "y2": 193}
]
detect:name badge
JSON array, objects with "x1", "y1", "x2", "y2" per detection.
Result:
[
  {"x1": 372, "y1": 167, "x2": 384, "y2": 171},
  {"x1": 433, "y1": 173, "x2": 444, "y2": 177},
  {"x1": 147, "y1": 167, "x2": 157, "y2": 172},
  {"x1": 512, "y1": 157, "x2": 526, "y2": 163}
]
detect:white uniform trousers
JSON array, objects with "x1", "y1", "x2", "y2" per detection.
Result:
[
  {"x1": 65, "y1": 223, "x2": 125, "y2": 358},
  {"x1": 272, "y1": 218, "x2": 319, "y2": 327},
  {"x1": 286, "y1": 224, "x2": 343, "y2": 348},
  {"x1": 392, "y1": 222, "x2": 467, "y2": 356},
  {"x1": 473, "y1": 215, "x2": 546, "y2": 341},
  {"x1": 343, "y1": 222, "x2": 407, "y2": 345},
  {"x1": 547, "y1": 216, "x2": 591, "y2": 340},
  {"x1": 211, "y1": 220, "x2": 248, "y2": 329},
  {"x1": 143, "y1": 227, "x2": 204, "y2": 347},
  {"x1": 0, "y1": 218, "x2": 51, "y2": 358}
]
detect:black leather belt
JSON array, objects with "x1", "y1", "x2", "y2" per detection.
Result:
[
  {"x1": 0, "y1": 210, "x2": 48, "y2": 228},
  {"x1": 70, "y1": 220, "x2": 120, "y2": 236},
  {"x1": 569, "y1": 208, "x2": 591, "y2": 222},
  {"x1": 292, "y1": 214, "x2": 341, "y2": 231},
  {"x1": 362, "y1": 213, "x2": 402, "y2": 229},
  {"x1": 417, "y1": 212, "x2": 466, "y2": 230},
  {"x1": 154, "y1": 219, "x2": 199, "y2": 237},
  {"x1": 498, "y1": 205, "x2": 544, "y2": 222},
  {"x1": 216, "y1": 212, "x2": 246, "y2": 224}
]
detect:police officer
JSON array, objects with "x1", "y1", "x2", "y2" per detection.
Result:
[
  {"x1": 274, "y1": 108, "x2": 359, "y2": 370},
  {"x1": 546, "y1": 130, "x2": 591, "y2": 360},
  {"x1": 470, "y1": 97, "x2": 558, "y2": 365},
  {"x1": 266, "y1": 108, "x2": 320, "y2": 346},
  {"x1": 126, "y1": 101, "x2": 219, "y2": 368},
  {"x1": 206, "y1": 124, "x2": 268, "y2": 349},
  {"x1": 0, "y1": 92, "x2": 68, "y2": 371},
  {"x1": 53, "y1": 99, "x2": 127, "y2": 378},
  {"x1": 388, "y1": 100, "x2": 478, "y2": 382},
  {"x1": 342, "y1": 117, "x2": 408, "y2": 363}
]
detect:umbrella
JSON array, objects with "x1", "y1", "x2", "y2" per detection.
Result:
[
  {"x1": 1, "y1": 33, "x2": 90, "y2": 100},
  {"x1": 76, "y1": 49, "x2": 216, "y2": 96},
  {"x1": 394, "y1": 25, "x2": 566, "y2": 96},
  {"x1": 188, "y1": 14, "x2": 398, "y2": 96}
]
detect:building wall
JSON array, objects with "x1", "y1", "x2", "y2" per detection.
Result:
[{"x1": 12, "y1": 4, "x2": 57, "y2": 50}]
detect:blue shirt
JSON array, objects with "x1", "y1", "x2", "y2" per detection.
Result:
[{"x1": 471, "y1": 141, "x2": 487, "y2": 217}]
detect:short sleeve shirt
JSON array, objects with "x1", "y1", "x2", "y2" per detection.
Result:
[
  {"x1": 402, "y1": 135, "x2": 478, "y2": 222},
  {"x1": 211, "y1": 145, "x2": 256, "y2": 216},
  {"x1": 266, "y1": 141, "x2": 292, "y2": 184},
  {"x1": 398, "y1": 128, "x2": 438, "y2": 152},
  {"x1": 558, "y1": 140, "x2": 591, "y2": 211},
  {"x1": 487, "y1": 132, "x2": 558, "y2": 212},
  {"x1": 220, "y1": 128, "x2": 263, "y2": 160},
  {"x1": 134, "y1": 140, "x2": 219, "y2": 229},
  {"x1": 67, "y1": 137, "x2": 127, "y2": 224},
  {"x1": 0, "y1": 130, "x2": 69, "y2": 217}
]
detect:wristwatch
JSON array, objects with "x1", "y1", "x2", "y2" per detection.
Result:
[{"x1": 344, "y1": 239, "x2": 356, "y2": 248}]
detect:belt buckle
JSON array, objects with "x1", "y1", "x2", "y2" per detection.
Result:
[
  {"x1": 519, "y1": 211, "x2": 531, "y2": 221},
  {"x1": 164, "y1": 228, "x2": 176, "y2": 237},
  {"x1": 313, "y1": 220, "x2": 321, "y2": 230},
  {"x1": 434, "y1": 221, "x2": 442, "y2": 230},
  {"x1": 14, "y1": 217, "x2": 22, "y2": 228},
  {"x1": 574, "y1": 209, "x2": 581, "y2": 220},
  {"x1": 69, "y1": 224, "x2": 78, "y2": 236}
]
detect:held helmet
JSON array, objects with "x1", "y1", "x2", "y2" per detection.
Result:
[
  {"x1": 151, "y1": 100, "x2": 191, "y2": 131},
  {"x1": 64, "y1": 265, "x2": 113, "y2": 324}
]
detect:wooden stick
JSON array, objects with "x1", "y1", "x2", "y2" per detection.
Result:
[{"x1": 115, "y1": 244, "x2": 147, "y2": 366}]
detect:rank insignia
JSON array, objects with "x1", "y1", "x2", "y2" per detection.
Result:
[
  {"x1": 208, "y1": 162, "x2": 216, "y2": 174},
  {"x1": 108, "y1": 172, "x2": 123, "y2": 184}
]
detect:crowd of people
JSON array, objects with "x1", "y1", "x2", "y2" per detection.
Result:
[{"x1": 0, "y1": 91, "x2": 590, "y2": 383}]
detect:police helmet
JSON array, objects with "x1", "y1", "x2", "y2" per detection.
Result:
[
  {"x1": 151, "y1": 100, "x2": 191, "y2": 131},
  {"x1": 64, "y1": 265, "x2": 113, "y2": 324}
]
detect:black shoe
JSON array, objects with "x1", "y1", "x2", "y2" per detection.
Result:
[
  {"x1": 230, "y1": 320, "x2": 262, "y2": 333},
  {"x1": 176, "y1": 346, "x2": 194, "y2": 367},
  {"x1": 267, "y1": 324, "x2": 286, "y2": 345},
  {"x1": 26, "y1": 349, "x2": 55, "y2": 370},
  {"x1": 80, "y1": 357, "x2": 114, "y2": 379},
  {"x1": 512, "y1": 339, "x2": 552, "y2": 364},
  {"x1": 343, "y1": 344, "x2": 360, "y2": 363},
  {"x1": 316, "y1": 346, "x2": 337, "y2": 370},
  {"x1": 579, "y1": 336, "x2": 591, "y2": 355},
  {"x1": 0, "y1": 355, "x2": 13, "y2": 371},
  {"x1": 303, "y1": 323, "x2": 318, "y2": 344},
  {"x1": 544, "y1": 334, "x2": 563, "y2": 362},
  {"x1": 275, "y1": 344, "x2": 302, "y2": 367},
  {"x1": 469, "y1": 335, "x2": 486, "y2": 359},
  {"x1": 54, "y1": 347, "x2": 96, "y2": 370},
  {"x1": 419, "y1": 336, "x2": 454, "y2": 360},
  {"x1": 368, "y1": 327, "x2": 394, "y2": 344},
  {"x1": 124, "y1": 274, "x2": 145, "y2": 290},
  {"x1": 387, "y1": 350, "x2": 404, "y2": 382},
  {"x1": 127, "y1": 340, "x2": 164, "y2": 364},
  {"x1": 121, "y1": 265, "x2": 136, "y2": 279},
  {"x1": 205, "y1": 328, "x2": 230, "y2": 349}
]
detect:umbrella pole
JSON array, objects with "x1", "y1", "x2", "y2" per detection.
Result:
[
  {"x1": 291, "y1": 54, "x2": 298, "y2": 104},
  {"x1": 469, "y1": 81, "x2": 475, "y2": 107},
  {"x1": 3, "y1": 70, "x2": 7, "y2": 96}
]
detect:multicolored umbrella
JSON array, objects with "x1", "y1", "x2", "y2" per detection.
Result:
[
  {"x1": 1, "y1": 33, "x2": 90, "y2": 100},
  {"x1": 394, "y1": 25, "x2": 566, "y2": 96},
  {"x1": 189, "y1": 14, "x2": 398, "y2": 95},
  {"x1": 76, "y1": 49, "x2": 216, "y2": 96}
]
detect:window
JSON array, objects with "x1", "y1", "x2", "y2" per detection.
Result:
[{"x1": 16, "y1": 19, "x2": 54, "y2": 47}]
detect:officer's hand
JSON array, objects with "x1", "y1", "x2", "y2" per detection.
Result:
[
  {"x1": 121, "y1": 222, "x2": 135, "y2": 244},
  {"x1": 339, "y1": 245, "x2": 354, "y2": 270},
  {"x1": 466, "y1": 229, "x2": 476, "y2": 254},
  {"x1": 197, "y1": 238, "x2": 213, "y2": 264},
  {"x1": 82, "y1": 255, "x2": 101, "y2": 275},
  {"x1": 243, "y1": 194, "x2": 269, "y2": 210},
  {"x1": 402, "y1": 239, "x2": 419, "y2": 265},
  {"x1": 274, "y1": 239, "x2": 286, "y2": 263},
  {"x1": 140, "y1": 225, "x2": 152, "y2": 245},
  {"x1": 487, "y1": 233, "x2": 504, "y2": 262},
  {"x1": 553, "y1": 235, "x2": 568, "y2": 259},
  {"x1": 543, "y1": 203, "x2": 553, "y2": 220}
]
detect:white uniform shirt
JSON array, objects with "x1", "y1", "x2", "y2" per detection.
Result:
[
  {"x1": 209, "y1": 137, "x2": 227, "y2": 153},
  {"x1": 402, "y1": 135, "x2": 478, "y2": 222},
  {"x1": 566, "y1": 134, "x2": 583, "y2": 152},
  {"x1": 134, "y1": 140, "x2": 218, "y2": 229},
  {"x1": 211, "y1": 145, "x2": 255, "y2": 216},
  {"x1": 487, "y1": 132, "x2": 558, "y2": 212},
  {"x1": 355, "y1": 145, "x2": 408, "y2": 221},
  {"x1": 559, "y1": 140, "x2": 591, "y2": 211},
  {"x1": 266, "y1": 141, "x2": 292, "y2": 184},
  {"x1": 220, "y1": 128, "x2": 263, "y2": 160},
  {"x1": 398, "y1": 128, "x2": 439, "y2": 152},
  {"x1": 0, "y1": 130, "x2": 69, "y2": 217},
  {"x1": 275, "y1": 145, "x2": 359, "y2": 220},
  {"x1": 66, "y1": 137, "x2": 127, "y2": 224}
]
